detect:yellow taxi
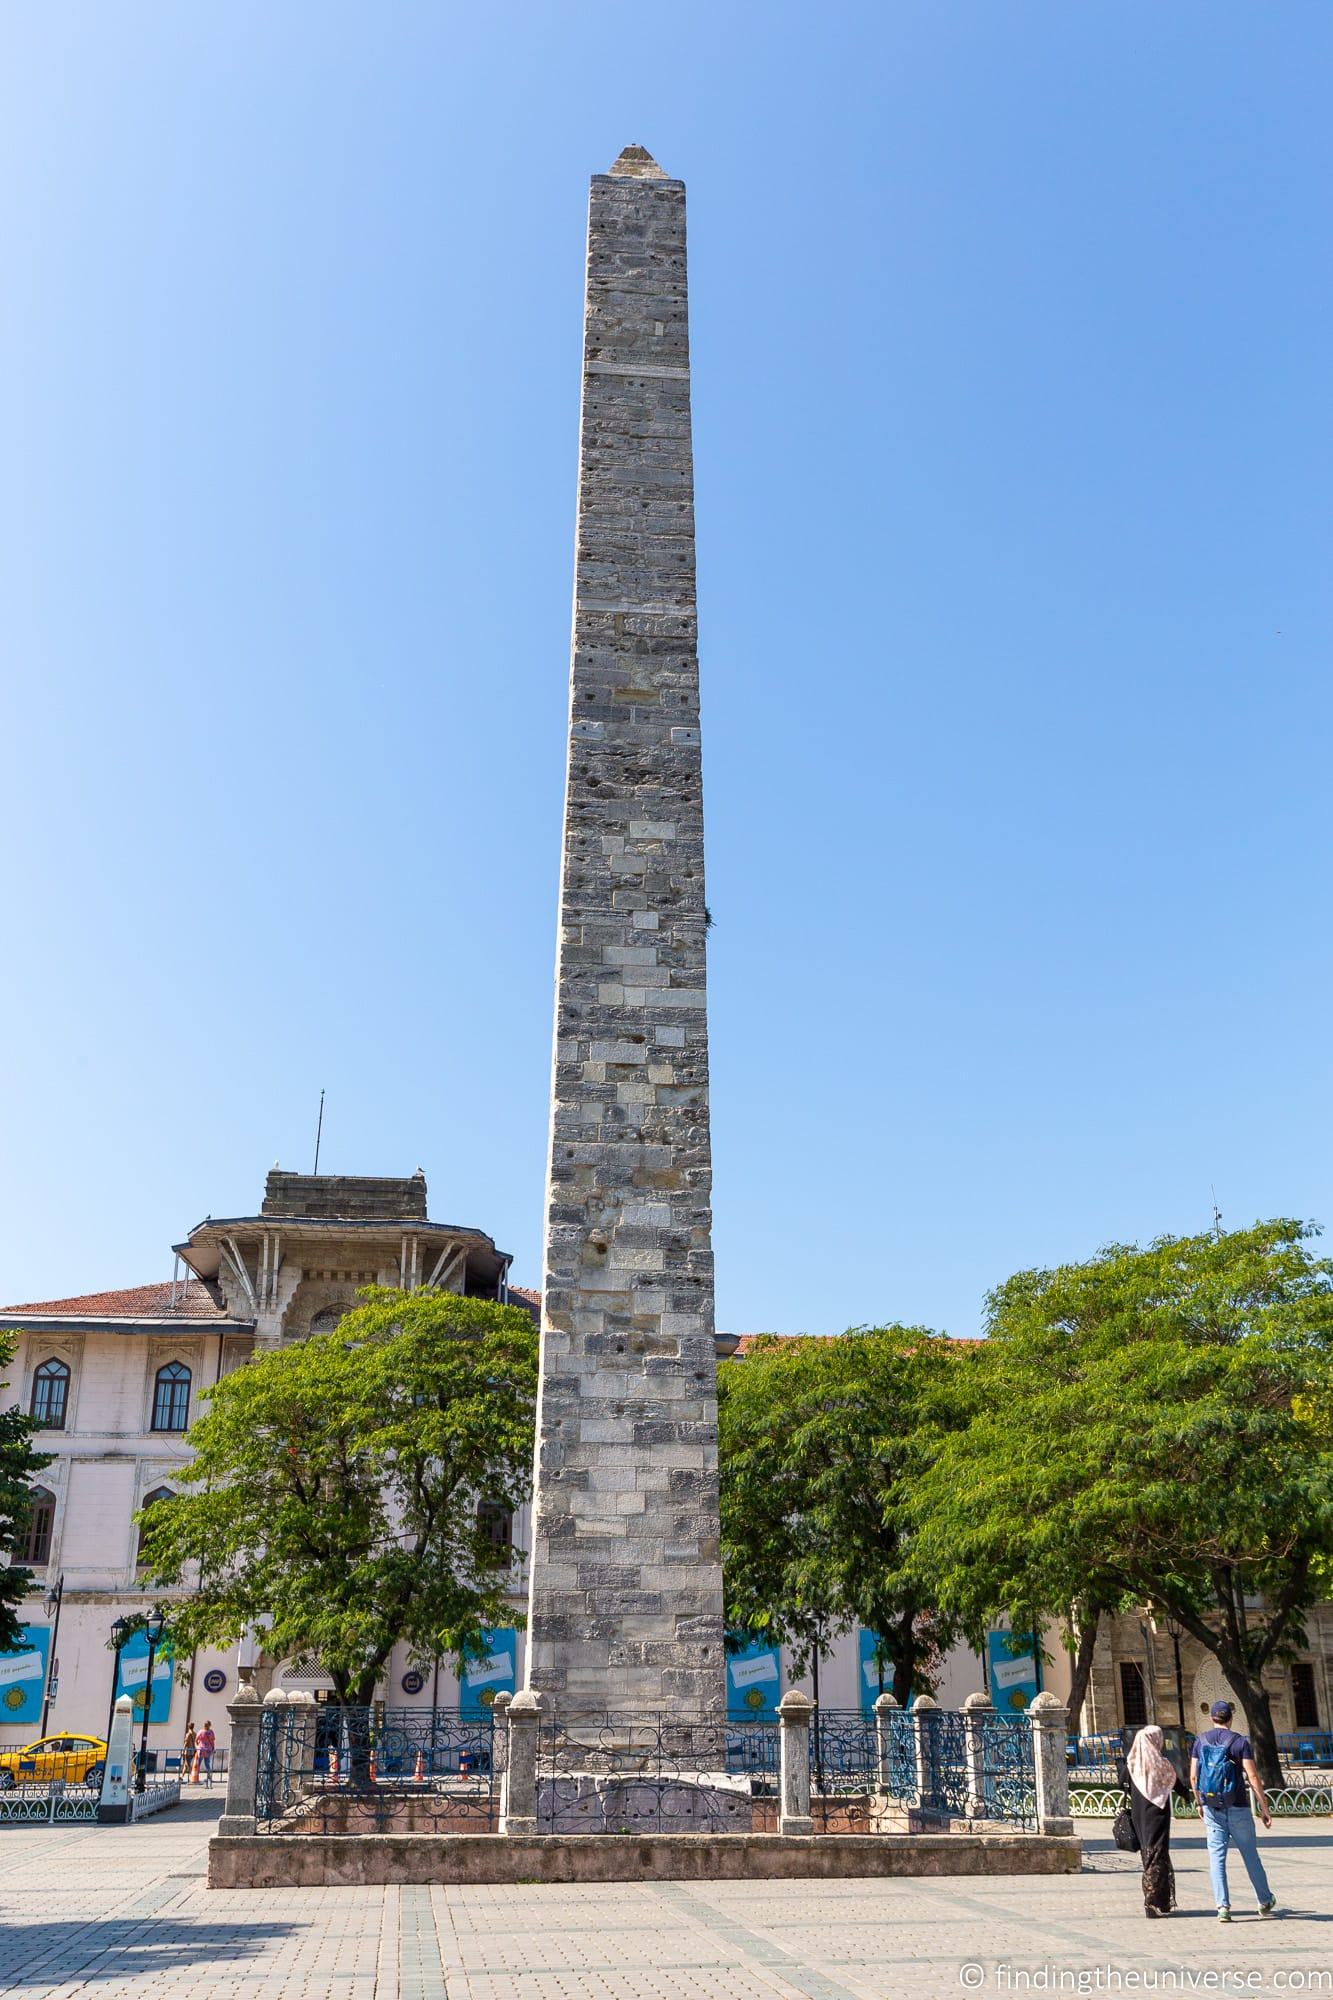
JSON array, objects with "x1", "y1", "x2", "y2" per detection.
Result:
[{"x1": 0, "y1": 1733, "x2": 107, "y2": 1788}]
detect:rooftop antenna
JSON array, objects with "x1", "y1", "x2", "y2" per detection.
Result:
[
  {"x1": 313, "y1": 1089, "x2": 326, "y2": 1176},
  {"x1": 1211, "y1": 1186, "x2": 1223, "y2": 1240}
]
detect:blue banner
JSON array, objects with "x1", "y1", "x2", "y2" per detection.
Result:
[
  {"x1": 987, "y1": 1629, "x2": 1039, "y2": 1713},
  {"x1": 0, "y1": 1625, "x2": 49, "y2": 1726},
  {"x1": 115, "y1": 1630, "x2": 175, "y2": 1724},
  {"x1": 459, "y1": 1628, "x2": 516, "y2": 1717},
  {"x1": 726, "y1": 1636, "x2": 781, "y2": 1719},
  {"x1": 858, "y1": 1629, "x2": 893, "y2": 1715}
]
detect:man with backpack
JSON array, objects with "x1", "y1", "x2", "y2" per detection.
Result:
[{"x1": 1190, "y1": 1699, "x2": 1277, "y2": 1921}]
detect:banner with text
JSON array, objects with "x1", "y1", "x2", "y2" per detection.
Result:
[
  {"x1": 459, "y1": 1629, "x2": 516, "y2": 1717},
  {"x1": 726, "y1": 1636, "x2": 781, "y2": 1719},
  {"x1": 0, "y1": 1625, "x2": 50, "y2": 1726}
]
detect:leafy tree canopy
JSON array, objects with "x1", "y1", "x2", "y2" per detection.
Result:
[
  {"x1": 718, "y1": 1326, "x2": 962, "y2": 1702},
  {"x1": 137, "y1": 1290, "x2": 538, "y2": 1705},
  {"x1": 908, "y1": 1220, "x2": 1333, "y2": 1781},
  {"x1": 0, "y1": 1335, "x2": 51, "y2": 1654}
]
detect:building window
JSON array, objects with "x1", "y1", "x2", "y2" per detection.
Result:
[
  {"x1": 22, "y1": 1488, "x2": 56, "y2": 1566},
  {"x1": 1293, "y1": 1663, "x2": 1320, "y2": 1731},
  {"x1": 137, "y1": 1485, "x2": 174, "y2": 1564},
  {"x1": 1119, "y1": 1659, "x2": 1148, "y2": 1726},
  {"x1": 477, "y1": 1502, "x2": 513, "y2": 1554},
  {"x1": 30, "y1": 1359, "x2": 70, "y2": 1430},
  {"x1": 151, "y1": 1361, "x2": 191, "y2": 1433}
]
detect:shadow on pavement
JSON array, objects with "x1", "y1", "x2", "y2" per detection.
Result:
[{"x1": 2, "y1": 1918, "x2": 302, "y2": 1979}]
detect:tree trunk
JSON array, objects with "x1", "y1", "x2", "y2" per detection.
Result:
[
  {"x1": 1066, "y1": 1614, "x2": 1100, "y2": 1735},
  {"x1": 1218, "y1": 1664, "x2": 1282, "y2": 1790}
]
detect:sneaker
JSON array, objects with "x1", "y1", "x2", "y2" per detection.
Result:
[
  {"x1": 1217, "y1": 1910, "x2": 1231, "y2": 1923},
  {"x1": 1258, "y1": 1900, "x2": 1278, "y2": 1918}
]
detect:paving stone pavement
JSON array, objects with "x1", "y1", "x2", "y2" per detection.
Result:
[{"x1": 5, "y1": 1800, "x2": 1333, "y2": 2000}]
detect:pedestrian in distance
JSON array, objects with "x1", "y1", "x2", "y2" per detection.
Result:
[
  {"x1": 1191, "y1": 1700, "x2": 1278, "y2": 1921},
  {"x1": 196, "y1": 1719, "x2": 216, "y2": 1788},
  {"x1": 1117, "y1": 1724, "x2": 1178, "y2": 1917},
  {"x1": 182, "y1": 1721, "x2": 197, "y2": 1782}
]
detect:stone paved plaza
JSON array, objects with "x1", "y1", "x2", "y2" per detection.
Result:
[{"x1": 5, "y1": 1801, "x2": 1333, "y2": 1999}]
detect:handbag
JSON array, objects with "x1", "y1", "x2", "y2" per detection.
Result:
[{"x1": 1112, "y1": 1803, "x2": 1141, "y2": 1853}]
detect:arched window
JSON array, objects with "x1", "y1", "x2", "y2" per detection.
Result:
[
  {"x1": 477, "y1": 1501, "x2": 513, "y2": 1554},
  {"x1": 30, "y1": 1359, "x2": 70, "y2": 1430},
  {"x1": 22, "y1": 1487, "x2": 55, "y2": 1566},
  {"x1": 137, "y1": 1485, "x2": 174, "y2": 1564},
  {"x1": 151, "y1": 1361, "x2": 191, "y2": 1432}
]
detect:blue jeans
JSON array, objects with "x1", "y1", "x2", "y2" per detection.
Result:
[{"x1": 1202, "y1": 1804, "x2": 1273, "y2": 1909}]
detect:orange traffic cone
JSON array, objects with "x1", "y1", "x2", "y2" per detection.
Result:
[{"x1": 413, "y1": 1749, "x2": 425, "y2": 1782}]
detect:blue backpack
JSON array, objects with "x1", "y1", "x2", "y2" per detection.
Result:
[{"x1": 1196, "y1": 1736, "x2": 1234, "y2": 1807}]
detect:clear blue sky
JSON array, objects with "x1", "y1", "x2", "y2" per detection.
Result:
[{"x1": 2, "y1": 3, "x2": 1329, "y2": 1336}]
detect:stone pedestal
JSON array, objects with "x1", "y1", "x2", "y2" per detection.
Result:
[
  {"x1": 500, "y1": 1689, "x2": 540, "y2": 1835},
  {"x1": 778, "y1": 1689, "x2": 814, "y2": 1836},
  {"x1": 218, "y1": 1681, "x2": 263, "y2": 1837},
  {"x1": 1029, "y1": 1691, "x2": 1073, "y2": 1836}
]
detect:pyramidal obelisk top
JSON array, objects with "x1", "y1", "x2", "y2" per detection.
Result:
[{"x1": 523, "y1": 150, "x2": 726, "y2": 1713}]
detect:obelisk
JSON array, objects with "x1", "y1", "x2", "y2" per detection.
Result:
[{"x1": 525, "y1": 146, "x2": 725, "y2": 1715}]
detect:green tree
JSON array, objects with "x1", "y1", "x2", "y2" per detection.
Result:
[
  {"x1": 911, "y1": 1221, "x2": 1333, "y2": 1783},
  {"x1": 136, "y1": 1289, "x2": 538, "y2": 1706},
  {"x1": 718, "y1": 1328, "x2": 960, "y2": 1705},
  {"x1": 0, "y1": 1335, "x2": 51, "y2": 1654}
]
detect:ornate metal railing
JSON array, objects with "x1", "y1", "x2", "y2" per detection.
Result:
[
  {"x1": 534, "y1": 1711, "x2": 775, "y2": 1833},
  {"x1": 875, "y1": 1707, "x2": 1035, "y2": 1830},
  {"x1": 254, "y1": 1705, "x2": 496, "y2": 1834},
  {"x1": 810, "y1": 1708, "x2": 877, "y2": 1831},
  {"x1": 1070, "y1": 1781, "x2": 1333, "y2": 1819}
]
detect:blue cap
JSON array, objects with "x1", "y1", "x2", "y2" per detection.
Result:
[{"x1": 1210, "y1": 1700, "x2": 1234, "y2": 1721}]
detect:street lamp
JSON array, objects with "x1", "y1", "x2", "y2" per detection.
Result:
[
  {"x1": 104, "y1": 1616, "x2": 132, "y2": 1757},
  {"x1": 40, "y1": 1576, "x2": 64, "y2": 1737},
  {"x1": 134, "y1": 1610, "x2": 166, "y2": 1794},
  {"x1": 1164, "y1": 1617, "x2": 1186, "y2": 1732}
]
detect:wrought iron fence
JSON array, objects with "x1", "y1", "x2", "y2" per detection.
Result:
[
  {"x1": 534, "y1": 1711, "x2": 775, "y2": 1833},
  {"x1": 254, "y1": 1705, "x2": 496, "y2": 1834},
  {"x1": 874, "y1": 1707, "x2": 1035, "y2": 1831},
  {"x1": 1070, "y1": 1781, "x2": 1333, "y2": 1819},
  {"x1": 810, "y1": 1708, "x2": 877, "y2": 1831}
]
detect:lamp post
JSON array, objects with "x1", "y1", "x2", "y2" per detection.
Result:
[
  {"x1": 104, "y1": 1616, "x2": 131, "y2": 1756},
  {"x1": 134, "y1": 1610, "x2": 165, "y2": 1794},
  {"x1": 40, "y1": 1576, "x2": 64, "y2": 1737},
  {"x1": 1164, "y1": 1617, "x2": 1186, "y2": 1732}
]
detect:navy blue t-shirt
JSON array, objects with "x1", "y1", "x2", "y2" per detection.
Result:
[{"x1": 1194, "y1": 1727, "x2": 1252, "y2": 1809}]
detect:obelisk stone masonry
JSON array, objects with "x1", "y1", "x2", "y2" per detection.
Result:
[{"x1": 525, "y1": 146, "x2": 726, "y2": 1715}]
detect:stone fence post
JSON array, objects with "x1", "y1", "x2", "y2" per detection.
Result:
[
  {"x1": 1028, "y1": 1690, "x2": 1073, "y2": 1836},
  {"x1": 491, "y1": 1690, "x2": 511, "y2": 1779},
  {"x1": 777, "y1": 1689, "x2": 814, "y2": 1835},
  {"x1": 218, "y1": 1680, "x2": 263, "y2": 1836},
  {"x1": 911, "y1": 1693, "x2": 938, "y2": 1809},
  {"x1": 873, "y1": 1690, "x2": 900, "y2": 1792},
  {"x1": 499, "y1": 1688, "x2": 541, "y2": 1835},
  {"x1": 962, "y1": 1690, "x2": 995, "y2": 1818}
]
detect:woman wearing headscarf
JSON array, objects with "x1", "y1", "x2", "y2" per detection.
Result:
[{"x1": 1118, "y1": 1724, "x2": 1178, "y2": 1917}]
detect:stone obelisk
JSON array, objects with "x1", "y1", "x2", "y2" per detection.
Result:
[{"x1": 525, "y1": 146, "x2": 725, "y2": 1715}]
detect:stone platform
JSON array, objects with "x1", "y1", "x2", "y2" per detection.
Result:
[{"x1": 208, "y1": 1829, "x2": 1081, "y2": 1888}]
